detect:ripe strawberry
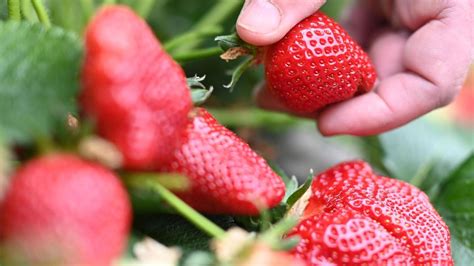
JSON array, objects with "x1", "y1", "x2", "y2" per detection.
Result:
[
  {"x1": 0, "y1": 154, "x2": 131, "y2": 265},
  {"x1": 265, "y1": 12, "x2": 376, "y2": 114},
  {"x1": 159, "y1": 108, "x2": 285, "y2": 215},
  {"x1": 287, "y1": 161, "x2": 452, "y2": 265},
  {"x1": 81, "y1": 5, "x2": 192, "y2": 170}
]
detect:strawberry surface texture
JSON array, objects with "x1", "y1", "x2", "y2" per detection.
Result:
[
  {"x1": 81, "y1": 6, "x2": 192, "y2": 170},
  {"x1": 159, "y1": 108, "x2": 286, "y2": 215},
  {"x1": 288, "y1": 161, "x2": 452, "y2": 265},
  {"x1": 265, "y1": 12, "x2": 376, "y2": 114},
  {"x1": 0, "y1": 154, "x2": 131, "y2": 266}
]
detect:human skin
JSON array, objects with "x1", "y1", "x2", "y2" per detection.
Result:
[{"x1": 237, "y1": 0, "x2": 473, "y2": 136}]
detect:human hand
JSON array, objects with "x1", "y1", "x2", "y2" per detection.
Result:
[{"x1": 237, "y1": 0, "x2": 473, "y2": 136}]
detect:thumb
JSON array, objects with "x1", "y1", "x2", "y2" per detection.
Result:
[{"x1": 237, "y1": 0, "x2": 326, "y2": 46}]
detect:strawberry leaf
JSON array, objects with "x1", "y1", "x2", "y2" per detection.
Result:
[
  {"x1": 435, "y1": 153, "x2": 474, "y2": 265},
  {"x1": 188, "y1": 75, "x2": 214, "y2": 105},
  {"x1": 215, "y1": 33, "x2": 252, "y2": 53},
  {"x1": 378, "y1": 119, "x2": 473, "y2": 196},
  {"x1": 285, "y1": 173, "x2": 314, "y2": 208},
  {"x1": 0, "y1": 22, "x2": 82, "y2": 144},
  {"x1": 223, "y1": 57, "x2": 254, "y2": 91}
]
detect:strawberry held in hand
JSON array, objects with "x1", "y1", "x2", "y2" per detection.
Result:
[
  {"x1": 0, "y1": 154, "x2": 131, "y2": 265},
  {"x1": 159, "y1": 108, "x2": 285, "y2": 215},
  {"x1": 287, "y1": 161, "x2": 452, "y2": 265},
  {"x1": 265, "y1": 12, "x2": 376, "y2": 114},
  {"x1": 81, "y1": 6, "x2": 192, "y2": 170}
]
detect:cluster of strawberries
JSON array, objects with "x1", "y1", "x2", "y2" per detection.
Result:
[{"x1": 0, "y1": 5, "x2": 453, "y2": 266}]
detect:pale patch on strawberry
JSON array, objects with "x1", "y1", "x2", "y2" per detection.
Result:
[
  {"x1": 66, "y1": 113, "x2": 80, "y2": 133},
  {"x1": 78, "y1": 135, "x2": 123, "y2": 169},
  {"x1": 133, "y1": 237, "x2": 181, "y2": 266},
  {"x1": 212, "y1": 227, "x2": 305, "y2": 266},
  {"x1": 239, "y1": 244, "x2": 307, "y2": 266},
  {"x1": 212, "y1": 227, "x2": 255, "y2": 262}
]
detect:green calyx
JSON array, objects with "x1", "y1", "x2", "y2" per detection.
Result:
[
  {"x1": 187, "y1": 75, "x2": 214, "y2": 105},
  {"x1": 215, "y1": 33, "x2": 259, "y2": 91}
]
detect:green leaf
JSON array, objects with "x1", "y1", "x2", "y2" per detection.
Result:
[
  {"x1": 283, "y1": 176, "x2": 299, "y2": 201},
  {"x1": 223, "y1": 57, "x2": 254, "y2": 91},
  {"x1": 285, "y1": 173, "x2": 313, "y2": 208},
  {"x1": 234, "y1": 204, "x2": 288, "y2": 232},
  {"x1": 378, "y1": 119, "x2": 473, "y2": 195},
  {"x1": 436, "y1": 154, "x2": 474, "y2": 260},
  {"x1": 188, "y1": 75, "x2": 214, "y2": 105},
  {"x1": 450, "y1": 236, "x2": 474, "y2": 266},
  {"x1": 0, "y1": 22, "x2": 82, "y2": 144}
]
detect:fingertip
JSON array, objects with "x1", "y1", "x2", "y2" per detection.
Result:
[
  {"x1": 236, "y1": 0, "x2": 283, "y2": 46},
  {"x1": 237, "y1": 0, "x2": 326, "y2": 46}
]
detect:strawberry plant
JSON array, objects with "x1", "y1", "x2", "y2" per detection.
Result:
[{"x1": 0, "y1": 1, "x2": 472, "y2": 266}]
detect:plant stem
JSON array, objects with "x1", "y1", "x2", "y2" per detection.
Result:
[
  {"x1": 136, "y1": 0, "x2": 156, "y2": 18},
  {"x1": 208, "y1": 108, "x2": 306, "y2": 129},
  {"x1": 151, "y1": 181, "x2": 226, "y2": 238},
  {"x1": 172, "y1": 0, "x2": 242, "y2": 53},
  {"x1": 165, "y1": 26, "x2": 222, "y2": 52},
  {"x1": 8, "y1": 0, "x2": 21, "y2": 21},
  {"x1": 31, "y1": 0, "x2": 51, "y2": 27},
  {"x1": 173, "y1": 47, "x2": 222, "y2": 63},
  {"x1": 128, "y1": 175, "x2": 226, "y2": 238}
]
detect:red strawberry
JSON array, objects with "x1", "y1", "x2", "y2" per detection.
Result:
[
  {"x1": 159, "y1": 108, "x2": 285, "y2": 215},
  {"x1": 81, "y1": 5, "x2": 192, "y2": 170},
  {"x1": 265, "y1": 12, "x2": 376, "y2": 114},
  {"x1": 0, "y1": 154, "x2": 131, "y2": 265},
  {"x1": 287, "y1": 161, "x2": 452, "y2": 265}
]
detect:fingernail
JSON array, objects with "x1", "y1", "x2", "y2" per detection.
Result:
[{"x1": 238, "y1": 0, "x2": 281, "y2": 34}]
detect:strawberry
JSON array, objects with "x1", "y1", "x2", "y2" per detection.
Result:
[
  {"x1": 265, "y1": 12, "x2": 376, "y2": 114},
  {"x1": 0, "y1": 154, "x2": 131, "y2": 265},
  {"x1": 81, "y1": 5, "x2": 192, "y2": 170},
  {"x1": 287, "y1": 161, "x2": 452, "y2": 265},
  {"x1": 159, "y1": 108, "x2": 285, "y2": 215}
]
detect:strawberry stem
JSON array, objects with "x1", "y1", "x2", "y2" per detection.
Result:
[
  {"x1": 170, "y1": 0, "x2": 242, "y2": 53},
  {"x1": 165, "y1": 27, "x2": 223, "y2": 52},
  {"x1": 126, "y1": 174, "x2": 226, "y2": 238},
  {"x1": 173, "y1": 47, "x2": 223, "y2": 63},
  {"x1": 208, "y1": 108, "x2": 306, "y2": 129},
  {"x1": 8, "y1": 0, "x2": 21, "y2": 21},
  {"x1": 31, "y1": 0, "x2": 51, "y2": 28},
  {"x1": 135, "y1": 0, "x2": 156, "y2": 18},
  {"x1": 151, "y1": 181, "x2": 226, "y2": 238}
]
